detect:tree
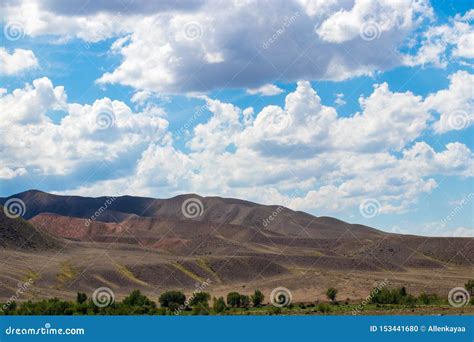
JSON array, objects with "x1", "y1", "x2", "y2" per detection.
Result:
[
  {"x1": 251, "y1": 290, "x2": 264, "y2": 307},
  {"x1": 159, "y1": 291, "x2": 186, "y2": 309},
  {"x1": 326, "y1": 287, "x2": 338, "y2": 303},
  {"x1": 189, "y1": 292, "x2": 211, "y2": 307},
  {"x1": 226, "y1": 292, "x2": 241, "y2": 308},
  {"x1": 76, "y1": 292, "x2": 87, "y2": 304},
  {"x1": 240, "y1": 294, "x2": 250, "y2": 308},
  {"x1": 213, "y1": 297, "x2": 226, "y2": 313},
  {"x1": 123, "y1": 290, "x2": 156, "y2": 309},
  {"x1": 399, "y1": 286, "x2": 407, "y2": 297},
  {"x1": 465, "y1": 280, "x2": 474, "y2": 295}
]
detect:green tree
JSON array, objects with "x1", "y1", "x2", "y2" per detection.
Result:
[
  {"x1": 213, "y1": 297, "x2": 226, "y2": 313},
  {"x1": 251, "y1": 290, "x2": 264, "y2": 307},
  {"x1": 159, "y1": 291, "x2": 186, "y2": 309},
  {"x1": 226, "y1": 292, "x2": 241, "y2": 308},
  {"x1": 326, "y1": 287, "x2": 338, "y2": 303},
  {"x1": 189, "y1": 292, "x2": 210, "y2": 307},
  {"x1": 240, "y1": 294, "x2": 250, "y2": 308},
  {"x1": 76, "y1": 292, "x2": 87, "y2": 304}
]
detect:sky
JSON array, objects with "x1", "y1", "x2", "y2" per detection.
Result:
[{"x1": 0, "y1": 0, "x2": 472, "y2": 237}]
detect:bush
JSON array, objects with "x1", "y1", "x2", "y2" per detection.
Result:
[
  {"x1": 240, "y1": 295, "x2": 250, "y2": 308},
  {"x1": 251, "y1": 290, "x2": 264, "y2": 307},
  {"x1": 317, "y1": 303, "x2": 331, "y2": 313},
  {"x1": 159, "y1": 291, "x2": 186, "y2": 309},
  {"x1": 326, "y1": 287, "x2": 338, "y2": 303},
  {"x1": 212, "y1": 297, "x2": 226, "y2": 313},
  {"x1": 189, "y1": 292, "x2": 210, "y2": 307},
  {"x1": 226, "y1": 292, "x2": 241, "y2": 308}
]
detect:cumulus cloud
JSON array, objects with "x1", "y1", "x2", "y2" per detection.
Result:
[
  {"x1": 403, "y1": 9, "x2": 474, "y2": 67},
  {"x1": 0, "y1": 78, "x2": 169, "y2": 176},
  {"x1": 0, "y1": 0, "x2": 437, "y2": 92},
  {"x1": 48, "y1": 76, "x2": 473, "y2": 216},
  {"x1": 425, "y1": 71, "x2": 474, "y2": 134},
  {"x1": 0, "y1": 48, "x2": 38, "y2": 75}
]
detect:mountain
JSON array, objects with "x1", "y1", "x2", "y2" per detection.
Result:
[
  {"x1": 0, "y1": 189, "x2": 472, "y2": 302},
  {"x1": 0, "y1": 205, "x2": 61, "y2": 250}
]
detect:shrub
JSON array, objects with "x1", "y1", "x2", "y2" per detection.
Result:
[
  {"x1": 213, "y1": 297, "x2": 226, "y2": 313},
  {"x1": 226, "y1": 292, "x2": 241, "y2": 308},
  {"x1": 251, "y1": 290, "x2": 265, "y2": 307},
  {"x1": 326, "y1": 287, "x2": 338, "y2": 303},
  {"x1": 159, "y1": 291, "x2": 186, "y2": 309}
]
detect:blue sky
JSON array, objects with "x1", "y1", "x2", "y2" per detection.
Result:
[{"x1": 0, "y1": 0, "x2": 472, "y2": 237}]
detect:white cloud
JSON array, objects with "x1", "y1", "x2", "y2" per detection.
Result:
[
  {"x1": 0, "y1": 48, "x2": 38, "y2": 75},
  {"x1": 403, "y1": 10, "x2": 474, "y2": 67},
  {"x1": 247, "y1": 84, "x2": 284, "y2": 96},
  {"x1": 425, "y1": 71, "x2": 474, "y2": 134},
  {"x1": 0, "y1": 0, "x2": 435, "y2": 92},
  {"x1": 0, "y1": 78, "x2": 169, "y2": 176},
  {"x1": 50, "y1": 76, "x2": 473, "y2": 217}
]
